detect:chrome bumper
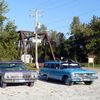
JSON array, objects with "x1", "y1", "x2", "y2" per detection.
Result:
[
  {"x1": 3, "y1": 78, "x2": 37, "y2": 83},
  {"x1": 71, "y1": 76, "x2": 98, "y2": 82}
]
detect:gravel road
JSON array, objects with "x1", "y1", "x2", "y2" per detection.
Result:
[{"x1": 0, "y1": 68, "x2": 100, "y2": 100}]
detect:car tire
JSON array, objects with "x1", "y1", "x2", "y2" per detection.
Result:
[
  {"x1": 0, "y1": 76, "x2": 6, "y2": 88},
  {"x1": 27, "y1": 82, "x2": 34, "y2": 87},
  {"x1": 1, "y1": 82, "x2": 7, "y2": 88},
  {"x1": 84, "y1": 81, "x2": 93, "y2": 85},
  {"x1": 43, "y1": 75, "x2": 49, "y2": 81},
  {"x1": 63, "y1": 76, "x2": 72, "y2": 86}
]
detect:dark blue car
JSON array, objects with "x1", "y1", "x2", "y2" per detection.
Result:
[
  {"x1": 39, "y1": 61, "x2": 98, "y2": 85},
  {"x1": 0, "y1": 61, "x2": 37, "y2": 88}
]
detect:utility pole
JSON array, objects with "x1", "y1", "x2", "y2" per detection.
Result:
[{"x1": 30, "y1": 9, "x2": 42, "y2": 69}]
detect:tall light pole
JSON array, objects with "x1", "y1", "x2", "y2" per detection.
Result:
[{"x1": 30, "y1": 9, "x2": 42, "y2": 69}]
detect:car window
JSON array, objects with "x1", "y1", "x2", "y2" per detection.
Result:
[
  {"x1": 0, "y1": 63, "x2": 9, "y2": 68},
  {"x1": 61, "y1": 63, "x2": 80, "y2": 69},
  {"x1": 44, "y1": 63, "x2": 48, "y2": 68},
  {"x1": 50, "y1": 64, "x2": 61, "y2": 69},
  {"x1": 10, "y1": 63, "x2": 26, "y2": 70},
  {"x1": 55, "y1": 64, "x2": 60, "y2": 69},
  {"x1": 50, "y1": 64, "x2": 55, "y2": 69},
  {"x1": 0, "y1": 63, "x2": 26, "y2": 70},
  {"x1": 44, "y1": 63, "x2": 51, "y2": 68}
]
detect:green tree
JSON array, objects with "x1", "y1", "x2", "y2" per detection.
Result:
[
  {"x1": 0, "y1": 0, "x2": 18, "y2": 61},
  {"x1": 70, "y1": 16, "x2": 82, "y2": 35},
  {"x1": 70, "y1": 16, "x2": 83, "y2": 61},
  {"x1": 0, "y1": 21, "x2": 18, "y2": 61},
  {"x1": 49, "y1": 30, "x2": 57, "y2": 40},
  {"x1": 69, "y1": 16, "x2": 100, "y2": 63},
  {"x1": 83, "y1": 16, "x2": 100, "y2": 63},
  {"x1": 0, "y1": 0, "x2": 8, "y2": 31},
  {"x1": 37, "y1": 24, "x2": 47, "y2": 33}
]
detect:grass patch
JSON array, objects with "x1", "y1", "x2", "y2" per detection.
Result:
[
  {"x1": 80, "y1": 63, "x2": 100, "y2": 68},
  {"x1": 25, "y1": 63, "x2": 40, "y2": 71}
]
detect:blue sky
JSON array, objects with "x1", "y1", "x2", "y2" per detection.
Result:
[{"x1": 6, "y1": 0, "x2": 100, "y2": 37}]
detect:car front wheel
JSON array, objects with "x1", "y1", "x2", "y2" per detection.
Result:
[
  {"x1": 63, "y1": 76, "x2": 73, "y2": 86},
  {"x1": 1, "y1": 81, "x2": 7, "y2": 88},
  {"x1": 41, "y1": 75, "x2": 49, "y2": 81},
  {"x1": 84, "y1": 81, "x2": 93, "y2": 85},
  {"x1": 27, "y1": 82, "x2": 34, "y2": 87},
  {"x1": 0, "y1": 77, "x2": 6, "y2": 88}
]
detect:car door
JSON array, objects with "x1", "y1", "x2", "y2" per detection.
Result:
[{"x1": 49, "y1": 64, "x2": 63, "y2": 80}]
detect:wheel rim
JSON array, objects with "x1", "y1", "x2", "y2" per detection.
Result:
[
  {"x1": 64, "y1": 77, "x2": 72, "y2": 86},
  {"x1": 1, "y1": 82, "x2": 7, "y2": 88}
]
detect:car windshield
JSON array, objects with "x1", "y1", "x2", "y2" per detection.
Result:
[
  {"x1": 61, "y1": 63, "x2": 80, "y2": 69},
  {"x1": 0, "y1": 62, "x2": 26, "y2": 70}
]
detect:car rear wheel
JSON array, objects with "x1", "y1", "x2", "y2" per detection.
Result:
[
  {"x1": 63, "y1": 76, "x2": 73, "y2": 86},
  {"x1": 84, "y1": 81, "x2": 93, "y2": 85}
]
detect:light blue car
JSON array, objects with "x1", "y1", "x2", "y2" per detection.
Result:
[{"x1": 39, "y1": 61, "x2": 98, "y2": 85}]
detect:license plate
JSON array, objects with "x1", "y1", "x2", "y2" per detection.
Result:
[
  {"x1": 15, "y1": 80, "x2": 25, "y2": 82},
  {"x1": 83, "y1": 78, "x2": 90, "y2": 81}
]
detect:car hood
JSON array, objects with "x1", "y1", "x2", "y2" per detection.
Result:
[
  {"x1": 63, "y1": 68, "x2": 96, "y2": 74},
  {"x1": 0, "y1": 69, "x2": 35, "y2": 74}
]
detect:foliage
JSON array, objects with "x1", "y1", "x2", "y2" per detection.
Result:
[
  {"x1": 0, "y1": 21, "x2": 18, "y2": 61},
  {"x1": 0, "y1": 0, "x2": 18, "y2": 61},
  {"x1": 25, "y1": 63, "x2": 39, "y2": 71},
  {"x1": 38, "y1": 24, "x2": 47, "y2": 33},
  {"x1": 0, "y1": 0, "x2": 99, "y2": 64},
  {"x1": 0, "y1": 0, "x2": 9, "y2": 31},
  {"x1": 37, "y1": 17, "x2": 100, "y2": 64},
  {"x1": 80, "y1": 63, "x2": 100, "y2": 68},
  {"x1": 69, "y1": 16, "x2": 100, "y2": 63}
]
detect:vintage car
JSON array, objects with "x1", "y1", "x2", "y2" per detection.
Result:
[
  {"x1": 39, "y1": 60, "x2": 98, "y2": 85},
  {"x1": 0, "y1": 61, "x2": 38, "y2": 88}
]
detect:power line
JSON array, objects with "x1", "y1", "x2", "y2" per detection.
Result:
[
  {"x1": 42, "y1": 0, "x2": 58, "y2": 8},
  {"x1": 46, "y1": 8, "x2": 100, "y2": 26},
  {"x1": 78, "y1": 8, "x2": 100, "y2": 16},
  {"x1": 44, "y1": 0, "x2": 78, "y2": 11},
  {"x1": 46, "y1": 8, "x2": 100, "y2": 33},
  {"x1": 51, "y1": 25, "x2": 68, "y2": 32},
  {"x1": 32, "y1": 1, "x2": 100, "y2": 34}
]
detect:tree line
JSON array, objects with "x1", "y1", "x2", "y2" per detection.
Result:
[
  {"x1": 38, "y1": 17, "x2": 100, "y2": 64},
  {"x1": 0, "y1": 0, "x2": 100, "y2": 63}
]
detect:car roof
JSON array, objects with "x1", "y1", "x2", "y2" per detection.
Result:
[
  {"x1": 44, "y1": 60, "x2": 79, "y2": 65},
  {"x1": 0, "y1": 61, "x2": 23, "y2": 64},
  {"x1": 44, "y1": 61, "x2": 62, "y2": 64}
]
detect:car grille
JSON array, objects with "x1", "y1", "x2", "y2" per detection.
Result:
[
  {"x1": 78, "y1": 73, "x2": 93, "y2": 77},
  {"x1": 9, "y1": 74, "x2": 32, "y2": 79},
  {"x1": 23, "y1": 75, "x2": 31, "y2": 79}
]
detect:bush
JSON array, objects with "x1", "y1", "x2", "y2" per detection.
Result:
[
  {"x1": 80, "y1": 63, "x2": 100, "y2": 68},
  {"x1": 25, "y1": 63, "x2": 39, "y2": 71}
]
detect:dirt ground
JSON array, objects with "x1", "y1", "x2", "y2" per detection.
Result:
[{"x1": 0, "y1": 68, "x2": 100, "y2": 100}]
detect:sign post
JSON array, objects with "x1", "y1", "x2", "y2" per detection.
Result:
[{"x1": 88, "y1": 55, "x2": 95, "y2": 68}]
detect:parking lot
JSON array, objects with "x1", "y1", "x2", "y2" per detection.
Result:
[{"x1": 0, "y1": 68, "x2": 100, "y2": 100}]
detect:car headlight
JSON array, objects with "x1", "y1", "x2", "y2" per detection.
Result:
[
  {"x1": 92, "y1": 73, "x2": 98, "y2": 77},
  {"x1": 31, "y1": 74, "x2": 35, "y2": 78},
  {"x1": 72, "y1": 73, "x2": 79, "y2": 77},
  {"x1": 75, "y1": 73, "x2": 79, "y2": 77},
  {"x1": 4, "y1": 73, "x2": 12, "y2": 79},
  {"x1": 31, "y1": 72, "x2": 38, "y2": 79}
]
